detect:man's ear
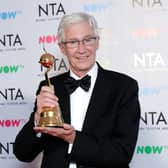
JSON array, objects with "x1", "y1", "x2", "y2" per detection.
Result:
[
  {"x1": 96, "y1": 39, "x2": 99, "y2": 50},
  {"x1": 58, "y1": 43, "x2": 66, "y2": 54}
]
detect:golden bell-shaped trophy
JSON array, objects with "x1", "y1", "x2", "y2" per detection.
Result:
[{"x1": 38, "y1": 49, "x2": 64, "y2": 127}]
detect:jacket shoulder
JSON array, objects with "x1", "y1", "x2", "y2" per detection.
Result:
[{"x1": 99, "y1": 66, "x2": 137, "y2": 84}]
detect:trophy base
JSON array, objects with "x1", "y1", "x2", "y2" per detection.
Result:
[{"x1": 38, "y1": 107, "x2": 64, "y2": 128}]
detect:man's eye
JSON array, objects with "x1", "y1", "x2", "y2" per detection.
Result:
[
  {"x1": 69, "y1": 41, "x2": 77, "y2": 44},
  {"x1": 84, "y1": 38, "x2": 92, "y2": 42}
]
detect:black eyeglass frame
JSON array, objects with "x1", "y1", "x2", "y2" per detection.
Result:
[{"x1": 61, "y1": 36, "x2": 99, "y2": 48}]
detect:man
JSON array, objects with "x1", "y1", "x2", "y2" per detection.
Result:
[{"x1": 14, "y1": 12, "x2": 140, "y2": 168}]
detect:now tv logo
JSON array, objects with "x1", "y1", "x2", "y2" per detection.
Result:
[
  {"x1": 0, "y1": 119, "x2": 26, "y2": 127},
  {"x1": 0, "y1": 11, "x2": 22, "y2": 20},
  {"x1": 137, "y1": 145, "x2": 167, "y2": 154},
  {"x1": 0, "y1": 64, "x2": 24, "y2": 74},
  {"x1": 39, "y1": 35, "x2": 59, "y2": 44}
]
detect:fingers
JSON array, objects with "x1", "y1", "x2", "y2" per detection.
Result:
[
  {"x1": 37, "y1": 86, "x2": 59, "y2": 110},
  {"x1": 34, "y1": 124, "x2": 76, "y2": 143},
  {"x1": 63, "y1": 123, "x2": 73, "y2": 130},
  {"x1": 34, "y1": 86, "x2": 59, "y2": 123},
  {"x1": 40, "y1": 86, "x2": 58, "y2": 102},
  {"x1": 41, "y1": 85, "x2": 55, "y2": 94},
  {"x1": 34, "y1": 124, "x2": 73, "y2": 135}
]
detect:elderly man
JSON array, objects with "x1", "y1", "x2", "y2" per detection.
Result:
[{"x1": 14, "y1": 12, "x2": 140, "y2": 168}]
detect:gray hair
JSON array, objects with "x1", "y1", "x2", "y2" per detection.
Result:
[{"x1": 57, "y1": 12, "x2": 99, "y2": 43}]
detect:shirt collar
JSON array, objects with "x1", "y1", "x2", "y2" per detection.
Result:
[
  {"x1": 70, "y1": 63, "x2": 98, "y2": 80},
  {"x1": 70, "y1": 63, "x2": 98, "y2": 89}
]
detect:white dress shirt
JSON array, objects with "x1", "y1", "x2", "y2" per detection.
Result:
[{"x1": 68, "y1": 63, "x2": 98, "y2": 168}]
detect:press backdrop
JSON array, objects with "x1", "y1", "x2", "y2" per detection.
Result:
[{"x1": 0, "y1": 0, "x2": 168, "y2": 168}]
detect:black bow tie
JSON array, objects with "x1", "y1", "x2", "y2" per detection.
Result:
[{"x1": 64, "y1": 75, "x2": 91, "y2": 94}]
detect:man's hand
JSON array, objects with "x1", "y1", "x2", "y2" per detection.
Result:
[
  {"x1": 34, "y1": 123, "x2": 76, "y2": 144},
  {"x1": 34, "y1": 85, "x2": 59, "y2": 124},
  {"x1": 34, "y1": 86, "x2": 76, "y2": 143}
]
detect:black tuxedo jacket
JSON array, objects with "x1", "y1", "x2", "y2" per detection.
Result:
[{"x1": 14, "y1": 64, "x2": 140, "y2": 168}]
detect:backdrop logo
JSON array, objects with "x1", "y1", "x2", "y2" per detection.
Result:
[
  {"x1": 0, "y1": 88, "x2": 27, "y2": 106},
  {"x1": 0, "y1": 34, "x2": 25, "y2": 52},
  {"x1": 133, "y1": 52, "x2": 167, "y2": 71},
  {"x1": 136, "y1": 145, "x2": 168, "y2": 154},
  {"x1": 38, "y1": 57, "x2": 68, "y2": 77},
  {"x1": 132, "y1": 28, "x2": 161, "y2": 39},
  {"x1": 0, "y1": 11, "x2": 22, "y2": 20},
  {"x1": 83, "y1": 2, "x2": 112, "y2": 12},
  {"x1": 36, "y1": 2, "x2": 66, "y2": 22},
  {"x1": 140, "y1": 111, "x2": 168, "y2": 130},
  {"x1": 139, "y1": 87, "x2": 160, "y2": 96},
  {"x1": 39, "y1": 35, "x2": 59, "y2": 44},
  {"x1": 0, "y1": 64, "x2": 24, "y2": 74},
  {"x1": 139, "y1": 85, "x2": 168, "y2": 97},
  {"x1": 132, "y1": 0, "x2": 163, "y2": 8},
  {"x1": 0, "y1": 119, "x2": 27, "y2": 128},
  {"x1": 0, "y1": 142, "x2": 15, "y2": 159}
]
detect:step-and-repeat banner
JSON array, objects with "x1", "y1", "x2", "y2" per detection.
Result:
[{"x1": 0, "y1": 0, "x2": 168, "y2": 167}]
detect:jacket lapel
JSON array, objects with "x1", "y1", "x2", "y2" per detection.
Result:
[
  {"x1": 82, "y1": 66, "x2": 109, "y2": 132},
  {"x1": 58, "y1": 66, "x2": 114, "y2": 130},
  {"x1": 55, "y1": 72, "x2": 71, "y2": 124}
]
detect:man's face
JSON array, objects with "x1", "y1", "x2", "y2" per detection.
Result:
[{"x1": 59, "y1": 21, "x2": 99, "y2": 77}]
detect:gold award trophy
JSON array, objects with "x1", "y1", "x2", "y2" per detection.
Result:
[{"x1": 38, "y1": 49, "x2": 64, "y2": 127}]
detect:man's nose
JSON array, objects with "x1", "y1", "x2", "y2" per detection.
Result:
[{"x1": 77, "y1": 41, "x2": 86, "y2": 51}]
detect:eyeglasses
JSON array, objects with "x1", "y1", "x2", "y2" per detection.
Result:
[{"x1": 61, "y1": 36, "x2": 99, "y2": 48}]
